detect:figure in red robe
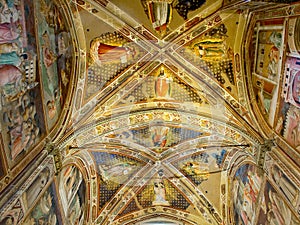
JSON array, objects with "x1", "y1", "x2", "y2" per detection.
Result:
[
  {"x1": 155, "y1": 67, "x2": 172, "y2": 99},
  {"x1": 97, "y1": 43, "x2": 135, "y2": 64}
]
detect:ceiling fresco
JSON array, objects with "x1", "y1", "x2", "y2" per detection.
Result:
[{"x1": 0, "y1": 0, "x2": 300, "y2": 225}]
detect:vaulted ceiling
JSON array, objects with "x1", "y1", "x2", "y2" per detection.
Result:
[
  {"x1": 60, "y1": 1, "x2": 261, "y2": 223},
  {"x1": 0, "y1": 0, "x2": 300, "y2": 225}
]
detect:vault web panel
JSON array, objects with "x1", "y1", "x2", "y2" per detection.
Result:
[
  {"x1": 137, "y1": 178, "x2": 191, "y2": 210},
  {"x1": 118, "y1": 198, "x2": 139, "y2": 217},
  {"x1": 108, "y1": 126, "x2": 205, "y2": 150},
  {"x1": 99, "y1": 183, "x2": 122, "y2": 208},
  {"x1": 117, "y1": 65, "x2": 207, "y2": 105},
  {"x1": 178, "y1": 23, "x2": 237, "y2": 95},
  {"x1": 172, "y1": 148, "x2": 228, "y2": 185},
  {"x1": 90, "y1": 151, "x2": 145, "y2": 208},
  {"x1": 85, "y1": 32, "x2": 146, "y2": 100}
]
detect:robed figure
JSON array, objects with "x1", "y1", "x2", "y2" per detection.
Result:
[{"x1": 155, "y1": 67, "x2": 172, "y2": 99}]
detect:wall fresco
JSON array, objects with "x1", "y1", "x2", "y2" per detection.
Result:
[
  {"x1": 251, "y1": 20, "x2": 284, "y2": 126},
  {"x1": 250, "y1": 17, "x2": 300, "y2": 152},
  {"x1": 277, "y1": 57, "x2": 300, "y2": 149},
  {"x1": 34, "y1": 0, "x2": 72, "y2": 129},
  {"x1": 0, "y1": 0, "x2": 73, "y2": 169},
  {"x1": 265, "y1": 156, "x2": 300, "y2": 210},
  {"x1": 256, "y1": 180, "x2": 300, "y2": 225},
  {"x1": 23, "y1": 182, "x2": 62, "y2": 225},
  {"x1": 22, "y1": 167, "x2": 51, "y2": 210},
  {"x1": 94, "y1": 152, "x2": 142, "y2": 187},
  {"x1": 58, "y1": 165, "x2": 86, "y2": 225},
  {"x1": 0, "y1": 135, "x2": 6, "y2": 180},
  {"x1": 0, "y1": 217, "x2": 15, "y2": 225},
  {"x1": 232, "y1": 164, "x2": 262, "y2": 225},
  {"x1": 0, "y1": 200, "x2": 23, "y2": 225},
  {"x1": 283, "y1": 105, "x2": 300, "y2": 149},
  {"x1": 0, "y1": 0, "x2": 45, "y2": 165},
  {"x1": 0, "y1": 156, "x2": 54, "y2": 225},
  {"x1": 282, "y1": 57, "x2": 300, "y2": 108}
]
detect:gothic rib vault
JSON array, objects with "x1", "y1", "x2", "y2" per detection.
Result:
[{"x1": 0, "y1": 0, "x2": 300, "y2": 225}]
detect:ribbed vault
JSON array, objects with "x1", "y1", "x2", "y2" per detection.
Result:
[{"x1": 1, "y1": 0, "x2": 300, "y2": 225}]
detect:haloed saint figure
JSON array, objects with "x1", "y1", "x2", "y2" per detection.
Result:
[
  {"x1": 153, "y1": 178, "x2": 170, "y2": 206},
  {"x1": 90, "y1": 38, "x2": 136, "y2": 65},
  {"x1": 155, "y1": 67, "x2": 172, "y2": 99},
  {"x1": 141, "y1": 0, "x2": 173, "y2": 36},
  {"x1": 96, "y1": 43, "x2": 135, "y2": 64}
]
